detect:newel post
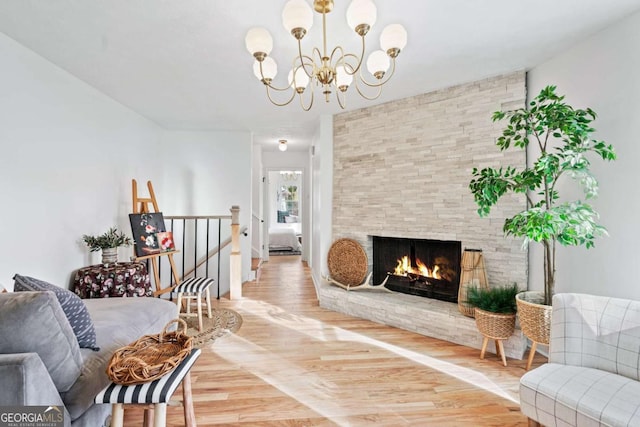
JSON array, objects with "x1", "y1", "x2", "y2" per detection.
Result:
[{"x1": 229, "y1": 205, "x2": 242, "y2": 299}]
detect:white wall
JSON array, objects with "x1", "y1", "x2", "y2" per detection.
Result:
[
  {"x1": 310, "y1": 115, "x2": 333, "y2": 287},
  {"x1": 251, "y1": 144, "x2": 263, "y2": 258},
  {"x1": 0, "y1": 33, "x2": 254, "y2": 296},
  {"x1": 160, "y1": 130, "x2": 253, "y2": 297},
  {"x1": 0, "y1": 33, "x2": 163, "y2": 290},
  {"x1": 527, "y1": 11, "x2": 640, "y2": 299}
]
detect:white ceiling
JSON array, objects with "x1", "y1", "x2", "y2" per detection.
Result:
[{"x1": 2, "y1": 0, "x2": 640, "y2": 152}]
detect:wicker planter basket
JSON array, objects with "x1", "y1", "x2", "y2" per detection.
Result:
[
  {"x1": 474, "y1": 308, "x2": 516, "y2": 340},
  {"x1": 106, "y1": 318, "x2": 193, "y2": 385},
  {"x1": 516, "y1": 291, "x2": 552, "y2": 370},
  {"x1": 516, "y1": 291, "x2": 551, "y2": 345}
]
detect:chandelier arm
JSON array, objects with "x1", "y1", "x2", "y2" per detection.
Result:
[
  {"x1": 256, "y1": 61, "x2": 294, "y2": 91},
  {"x1": 265, "y1": 81, "x2": 295, "y2": 91},
  {"x1": 352, "y1": 34, "x2": 367, "y2": 75},
  {"x1": 296, "y1": 40, "x2": 315, "y2": 79},
  {"x1": 265, "y1": 85, "x2": 297, "y2": 107},
  {"x1": 299, "y1": 88, "x2": 314, "y2": 111},
  {"x1": 353, "y1": 76, "x2": 383, "y2": 101},
  {"x1": 329, "y1": 45, "x2": 346, "y2": 67},
  {"x1": 357, "y1": 57, "x2": 397, "y2": 88},
  {"x1": 299, "y1": 55, "x2": 316, "y2": 75},
  {"x1": 311, "y1": 47, "x2": 325, "y2": 66},
  {"x1": 334, "y1": 86, "x2": 347, "y2": 109},
  {"x1": 340, "y1": 53, "x2": 364, "y2": 76}
]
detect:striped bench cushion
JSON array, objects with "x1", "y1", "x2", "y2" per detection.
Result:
[
  {"x1": 95, "y1": 349, "x2": 201, "y2": 404},
  {"x1": 175, "y1": 277, "x2": 214, "y2": 294}
]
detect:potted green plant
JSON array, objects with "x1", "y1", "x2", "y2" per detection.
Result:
[
  {"x1": 469, "y1": 85, "x2": 616, "y2": 367},
  {"x1": 466, "y1": 284, "x2": 519, "y2": 366},
  {"x1": 82, "y1": 227, "x2": 133, "y2": 265}
]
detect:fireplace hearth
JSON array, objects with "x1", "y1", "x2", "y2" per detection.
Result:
[{"x1": 372, "y1": 236, "x2": 462, "y2": 303}]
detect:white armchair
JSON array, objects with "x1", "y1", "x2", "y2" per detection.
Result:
[{"x1": 520, "y1": 293, "x2": 640, "y2": 426}]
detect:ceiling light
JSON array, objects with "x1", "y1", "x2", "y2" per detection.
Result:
[
  {"x1": 278, "y1": 139, "x2": 288, "y2": 151},
  {"x1": 246, "y1": 0, "x2": 407, "y2": 111}
]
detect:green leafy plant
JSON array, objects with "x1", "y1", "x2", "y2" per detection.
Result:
[
  {"x1": 82, "y1": 227, "x2": 133, "y2": 251},
  {"x1": 466, "y1": 284, "x2": 519, "y2": 314},
  {"x1": 469, "y1": 85, "x2": 616, "y2": 305}
]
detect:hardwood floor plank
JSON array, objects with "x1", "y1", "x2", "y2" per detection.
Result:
[{"x1": 123, "y1": 255, "x2": 545, "y2": 426}]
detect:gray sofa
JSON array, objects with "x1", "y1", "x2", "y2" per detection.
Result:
[
  {"x1": 0, "y1": 291, "x2": 177, "y2": 427},
  {"x1": 520, "y1": 293, "x2": 640, "y2": 426}
]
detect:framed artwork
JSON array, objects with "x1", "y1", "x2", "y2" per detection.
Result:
[
  {"x1": 157, "y1": 231, "x2": 176, "y2": 252},
  {"x1": 129, "y1": 212, "x2": 166, "y2": 257}
]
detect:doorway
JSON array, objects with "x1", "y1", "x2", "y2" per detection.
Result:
[{"x1": 265, "y1": 170, "x2": 303, "y2": 260}]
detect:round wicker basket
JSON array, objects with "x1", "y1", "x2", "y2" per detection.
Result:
[
  {"x1": 106, "y1": 318, "x2": 193, "y2": 385},
  {"x1": 516, "y1": 291, "x2": 551, "y2": 345},
  {"x1": 327, "y1": 238, "x2": 368, "y2": 286},
  {"x1": 474, "y1": 308, "x2": 516, "y2": 340}
]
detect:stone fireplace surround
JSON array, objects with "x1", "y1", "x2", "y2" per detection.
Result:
[{"x1": 319, "y1": 72, "x2": 529, "y2": 359}]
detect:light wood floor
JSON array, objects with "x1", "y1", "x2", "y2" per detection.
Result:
[{"x1": 124, "y1": 256, "x2": 545, "y2": 426}]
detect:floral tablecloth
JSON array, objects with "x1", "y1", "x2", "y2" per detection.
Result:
[{"x1": 73, "y1": 262, "x2": 152, "y2": 298}]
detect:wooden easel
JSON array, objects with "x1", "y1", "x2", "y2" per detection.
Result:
[{"x1": 132, "y1": 179, "x2": 181, "y2": 297}]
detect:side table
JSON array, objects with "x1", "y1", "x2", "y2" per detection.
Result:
[
  {"x1": 95, "y1": 348, "x2": 201, "y2": 427},
  {"x1": 73, "y1": 262, "x2": 152, "y2": 298}
]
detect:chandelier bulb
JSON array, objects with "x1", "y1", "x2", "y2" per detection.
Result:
[
  {"x1": 245, "y1": 27, "x2": 273, "y2": 56},
  {"x1": 283, "y1": 0, "x2": 314, "y2": 34},
  {"x1": 346, "y1": 0, "x2": 377, "y2": 32},
  {"x1": 380, "y1": 23, "x2": 408, "y2": 52}
]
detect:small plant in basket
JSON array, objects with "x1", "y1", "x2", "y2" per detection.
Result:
[
  {"x1": 466, "y1": 284, "x2": 519, "y2": 366},
  {"x1": 466, "y1": 284, "x2": 519, "y2": 315}
]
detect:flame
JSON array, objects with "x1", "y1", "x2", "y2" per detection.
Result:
[
  {"x1": 393, "y1": 256, "x2": 440, "y2": 279},
  {"x1": 394, "y1": 256, "x2": 411, "y2": 275},
  {"x1": 416, "y1": 258, "x2": 431, "y2": 277}
]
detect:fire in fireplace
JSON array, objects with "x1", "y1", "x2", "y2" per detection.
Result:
[{"x1": 372, "y1": 236, "x2": 462, "y2": 303}]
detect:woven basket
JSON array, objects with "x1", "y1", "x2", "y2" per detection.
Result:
[
  {"x1": 327, "y1": 238, "x2": 368, "y2": 286},
  {"x1": 474, "y1": 308, "x2": 516, "y2": 340},
  {"x1": 106, "y1": 318, "x2": 193, "y2": 385},
  {"x1": 458, "y1": 250, "x2": 489, "y2": 318},
  {"x1": 516, "y1": 291, "x2": 551, "y2": 345}
]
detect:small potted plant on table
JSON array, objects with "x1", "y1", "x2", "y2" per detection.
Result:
[
  {"x1": 466, "y1": 284, "x2": 519, "y2": 367},
  {"x1": 82, "y1": 227, "x2": 133, "y2": 265}
]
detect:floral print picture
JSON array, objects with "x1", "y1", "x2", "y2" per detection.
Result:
[
  {"x1": 157, "y1": 231, "x2": 176, "y2": 252},
  {"x1": 129, "y1": 212, "x2": 166, "y2": 257}
]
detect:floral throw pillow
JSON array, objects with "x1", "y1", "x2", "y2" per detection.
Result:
[{"x1": 13, "y1": 274, "x2": 100, "y2": 351}]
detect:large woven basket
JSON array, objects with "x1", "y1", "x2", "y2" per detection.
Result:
[
  {"x1": 106, "y1": 318, "x2": 193, "y2": 385},
  {"x1": 516, "y1": 291, "x2": 551, "y2": 345},
  {"x1": 474, "y1": 308, "x2": 516, "y2": 340},
  {"x1": 327, "y1": 238, "x2": 368, "y2": 286}
]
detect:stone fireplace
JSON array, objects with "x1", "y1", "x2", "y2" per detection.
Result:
[{"x1": 318, "y1": 72, "x2": 529, "y2": 359}]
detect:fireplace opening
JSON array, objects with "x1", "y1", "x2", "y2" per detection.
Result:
[{"x1": 372, "y1": 236, "x2": 461, "y2": 303}]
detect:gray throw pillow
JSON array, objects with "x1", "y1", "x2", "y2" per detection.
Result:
[
  {"x1": 14, "y1": 274, "x2": 99, "y2": 351},
  {"x1": 0, "y1": 291, "x2": 83, "y2": 392}
]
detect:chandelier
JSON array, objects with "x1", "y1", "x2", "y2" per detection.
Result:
[{"x1": 245, "y1": 0, "x2": 407, "y2": 111}]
